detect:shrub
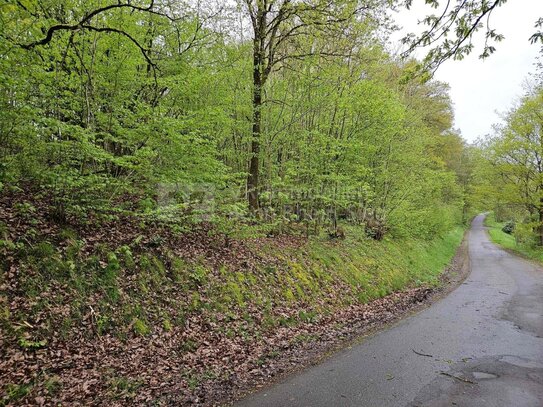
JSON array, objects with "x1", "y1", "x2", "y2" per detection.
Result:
[
  {"x1": 502, "y1": 220, "x2": 515, "y2": 235},
  {"x1": 514, "y1": 222, "x2": 538, "y2": 246}
]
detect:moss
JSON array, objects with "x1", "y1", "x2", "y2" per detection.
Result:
[
  {"x1": 5, "y1": 212, "x2": 465, "y2": 358},
  {"x1": 133, "y1": 318, "x2": 150, "y2": 336},
  {"x1": 297, "y1": 225, "x2": 465, "y2": 305},
  {"x1": 225, "y1": 281, "x2": 245, "y2": 307},
  {"x1": 289, "y1": 262, "x2": 316, "y2": 292},
  {"x1": 163, "y1": 318, "x2": 172, "y2": 331},
  {"x1": 2, "y1": 383, "x2": 32, "y2": 405},
  {"x1": 294, "y1": 284, "x2": 305, "y2": 299},
  {"x1": 283, "y1": 288, "x2": 296, "y2": 303}
]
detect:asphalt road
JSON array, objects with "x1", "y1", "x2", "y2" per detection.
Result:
[{"x1": 236, "y1": 215, "x2": 543, "y2": 407}]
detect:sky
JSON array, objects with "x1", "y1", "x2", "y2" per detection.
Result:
[{"x1": 391, "y1": 0, "x2": 543, "y2": 143}]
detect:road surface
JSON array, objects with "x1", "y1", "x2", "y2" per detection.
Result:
[{"x1": 237, "y1": 215, "x2": 543, "y2": 406}]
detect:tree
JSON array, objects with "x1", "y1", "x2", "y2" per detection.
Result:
[
  {"x1": 0, "y1": 0, "x2": 469, "y2": 239},
  {"x1": 240, "y1": 0, "x2": 373, "y2": 210},
  {"x1": 487, "y1": 89, "x2": 543, "y2": 245}
]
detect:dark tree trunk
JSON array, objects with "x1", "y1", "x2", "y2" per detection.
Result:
[
  {"x1": 247, "y1": 43, "x2": 262, "y2": 211},
  {"x1": 247, "y1": 9, "x2": 265, "y2": 212}
]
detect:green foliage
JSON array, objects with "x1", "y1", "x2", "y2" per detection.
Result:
[
  {"x1": 163, "y1": 318, "x2": 173, "y2": 332},
  {"x1": 0, "y1": 4, "x2": 474, "y2": 380},
  {"x1": 298, "y1": 310, "x2": 318, "y2": 323},
  {"x1": 108, "y1": 376, "x2": 143, "y2": 400},
  {"x1": 43, "y1": 376, "x2": 62, "y2": 396},
  {"x1": 189, "y1": 264, "x2": 208, "y2": 287},
  {"x1": 225, "y1": 280, "x2": 245, "y2": 307},
  {"x1": 0, "y1": 0, "x2": 468, "y2": 239},
  {"x1": 473, "y1": 88, "x2": 543, "y2": 246},
  {"x1": 18, "y1": 337, "x2": 47, "y2": 349},
  {"x1": 514, "y1": 223, "x2": 539, "y2": 246},
  {"x1": 1, "y1": 383, "x2": 32, "y2": 406}
]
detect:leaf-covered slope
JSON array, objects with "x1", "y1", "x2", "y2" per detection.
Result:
[{"x1": 1, "y1": 186, "x2": 463, "y2": 405}]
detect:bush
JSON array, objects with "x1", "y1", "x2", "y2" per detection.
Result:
[
  {"x1": 514, "y1": 222, "x2": 538, "y2": 246},
  {"x1": 364, "y1": 218, "x2": 387, "y2": 241},
  {"x1": 502, "y1": 220, "x2": 515, "y2": 235}
]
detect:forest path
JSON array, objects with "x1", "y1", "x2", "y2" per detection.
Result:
[{"x1": 236, "y1": 214, "x2": 543, "y2": 406}]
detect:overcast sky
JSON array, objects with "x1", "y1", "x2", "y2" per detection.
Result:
[{"x1": 391, "y1": 0, "x2": 543, "y2": 143}]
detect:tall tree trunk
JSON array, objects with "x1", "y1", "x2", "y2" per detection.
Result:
[{"x1": 247, "y1": 22, "x2": 264, "y2": 211}]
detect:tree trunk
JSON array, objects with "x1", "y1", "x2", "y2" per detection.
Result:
[{"x1": 247, "y1": 28, "x2": 264, "y2": 211}]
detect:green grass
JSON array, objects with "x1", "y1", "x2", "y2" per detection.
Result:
[
  {"x1": 484, "y1": 214, "x2": 543, "y2": 263},
  {"x1": 299, "y1": 225, "x2": 465, "y2": 303}
]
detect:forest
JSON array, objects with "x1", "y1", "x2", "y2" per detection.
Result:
[{"x1": 0, "y1": 0, "x2": 542, "y2": 405}]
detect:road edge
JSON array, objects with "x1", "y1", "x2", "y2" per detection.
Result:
[{"x1": 230, "y1": 229, "x2": 472, "y2": 406}]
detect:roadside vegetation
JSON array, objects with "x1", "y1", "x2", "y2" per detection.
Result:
[
  {"x1": 484, "y1": 213, "x2": 543, "y2": 263},
  {"x1": 1, "y1": 183, "x2": 466, "y2": 404}
]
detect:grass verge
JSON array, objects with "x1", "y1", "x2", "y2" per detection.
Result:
[{"x1": 484, "y1": 213, "x2": 543, "y2": 263}]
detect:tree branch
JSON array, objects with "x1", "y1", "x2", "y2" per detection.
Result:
[{"x1": 20, "y1": 1, "x2": 184, "y2": 50}]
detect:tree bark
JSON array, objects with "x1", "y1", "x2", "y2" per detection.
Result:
[
  {"x1": 247, "y1": 8, "x2": 265, "y2": 212},
  {"x1": 248, "y1": 57, "x2": 262, "y2": 210}
]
